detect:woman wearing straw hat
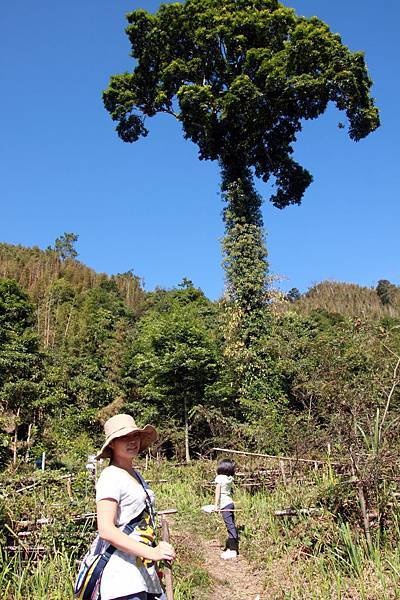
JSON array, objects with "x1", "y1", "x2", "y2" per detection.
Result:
[{"x1": 95, "y1": 414, "x2": 175, "y2": 600}]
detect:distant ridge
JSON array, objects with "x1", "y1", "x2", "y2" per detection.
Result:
[
  {"x1": 295, "y1": 280, "x2": 400, "y2": 320},
  {"x1": 1, "y1": 242, "x2": 399, "y2": 321},
  {"x1": 0, "y1": 242, "x2": 145, "y2": 311}
]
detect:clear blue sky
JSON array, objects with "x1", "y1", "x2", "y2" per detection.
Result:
[{"x1": 1, "y1": 1, "x2": 398, "y2": 299}]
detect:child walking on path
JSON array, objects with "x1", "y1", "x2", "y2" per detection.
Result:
[{"x1": 214, "y1": 459, "x2": 239, "y2": 560}]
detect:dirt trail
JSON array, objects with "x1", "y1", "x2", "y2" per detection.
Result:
[
  {"x1": 200, "y1": 537, "x2": 265, "y2": 600},
  {"x1": 175, "y1": 529, "x2": 266, "y2": 600}
]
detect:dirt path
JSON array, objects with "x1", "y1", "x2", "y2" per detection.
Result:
[
  {"x1": 200, "y1": 537, "x2": 265, "y2": 600},
  {"x1": 175, "y1": 529, "x2": 265, "y2": 600}
]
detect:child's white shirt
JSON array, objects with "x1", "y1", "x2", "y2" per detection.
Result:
[{"x1": 214, "y1": 474, "x2": 234, "y2": 508}]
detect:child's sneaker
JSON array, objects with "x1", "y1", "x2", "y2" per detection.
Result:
[{"x1": 220, "y1": 549, "x2": 237, "y2": 560}]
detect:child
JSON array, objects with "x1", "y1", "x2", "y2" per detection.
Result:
[{"x1": 214, "y1": 458, "x2": 238, "y2": 559}]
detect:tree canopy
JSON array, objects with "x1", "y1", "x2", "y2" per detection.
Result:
[{"x1": 104, "y1": 0, "x2": 379, "y2": 207}]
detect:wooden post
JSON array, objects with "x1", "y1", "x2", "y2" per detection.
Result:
[
  {"x1": 356, "y1": 481, "x2": 372, "y2": 549},
  {"x1": 350, "y1": 459, "x2": 372, "y2": 549},
  {"x1": 41, "y1": 451, "x2": 46, "y2": 471},
  {"x1": 161, "y1": 516, "x2": 174, "y2": 600},
  {"x1": 66, "y1": 476, "x2": 73, "y2": 499},
  {"x1": 279, "y1": 460, "x2": 287, "y2": 486}
]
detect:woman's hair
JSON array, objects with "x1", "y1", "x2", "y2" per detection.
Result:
[{"x1": 217, "y1": 459, "x2": 236, "y2": 476}]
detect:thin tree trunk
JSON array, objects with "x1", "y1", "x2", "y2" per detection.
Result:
[
  {"x1": 357, "y1": 482, "x2": 372, "y2": 548},
  {"x1": 350, "y1": 457, "x2": 372, "y2": 548},
  {"x1": 25, "y1": 423, "x2": 33, "y2": 463},
  {"x1": 63, "y1": 304, "x2": 74, "y2": 342},
  {"x1": 37, "y1": 303, "x2": 41, "y2": 335},
  {"x1": 184, "y1": 398, "x2": 190, "y2": 463},
  {"x1": 13, "y1": 408, "x2": 20, "y2": 466},
  {"x1": 51, "y1": 300, "x2": 60, "y2": 349}
]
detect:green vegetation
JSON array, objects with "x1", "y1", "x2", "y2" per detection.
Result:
[
  {"x1": 2, "y1": 461, "x2": 400, "y2": 598},
  {"x1": 0, "y1": 240, "x2": 399, "y2": 598},
  {"x1": 1, "y1": 239, "x2": 399, "y2": 463}
]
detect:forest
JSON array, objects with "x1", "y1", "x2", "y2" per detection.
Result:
[
  {"x1": 1, "y1": 238, "x2": 400, "y2": 598},
  {"x1": 1, "y1": 237, "x2": 399, "y2": 468}
]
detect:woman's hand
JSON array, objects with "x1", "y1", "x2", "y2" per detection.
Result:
[{"x1": 150, "y1": 541, "x2": 176, "y2": 562}]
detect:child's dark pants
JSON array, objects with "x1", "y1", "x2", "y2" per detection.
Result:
[{"x1": 221, "y1": 503, "x2": 239, "y2": 552}]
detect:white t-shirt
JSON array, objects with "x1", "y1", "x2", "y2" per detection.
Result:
[
  {"x1": 96, "y1": 465, "x2": 162, "y2": 600},
  {"x1": 214, "y1": 474, "x2": 234, "y2": 508}
]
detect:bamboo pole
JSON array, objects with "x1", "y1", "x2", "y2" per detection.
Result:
[
  {"x1": 212, "y1": 447, "x2": 340, "y2": 465},
  {"x1": 274, "y1": 508, "x2": 322, "y2": 516}
]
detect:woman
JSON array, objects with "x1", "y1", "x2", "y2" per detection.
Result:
[{"x1": 95, "y1": 413, "x2": 175, "y2": 600}]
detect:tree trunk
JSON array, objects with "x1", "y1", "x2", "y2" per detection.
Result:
[
  {"x1": 357, "y1": 482, "x2": 372, "y2": 548},
  {"x1": 13, "y1": 408, "x2": 20, "y2": 466},
  {"x1": 63, "y1": 304, "x2": 74, "y2": 342},
  {"x1": 25, "y1": 423, "x2": 33, "y2": 463},
  {"x1": 184, "y1": 398, "x2": 190, "y2": 463}
]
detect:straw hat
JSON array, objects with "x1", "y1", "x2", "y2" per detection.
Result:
[{"x1": 95, "y1": 414, "x2": 158, "y2": 460}]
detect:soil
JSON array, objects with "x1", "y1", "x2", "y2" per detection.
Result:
[
  {"x1": 179, "y1": 531, "x2": 266, "y2": 600},
  {"x1": 201, "y1": 537, "x2": 265, "y2": 600}
]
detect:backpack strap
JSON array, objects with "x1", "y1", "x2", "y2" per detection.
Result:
[
  {"x1": 103, "y1": 508, "x2": 146, "y2": 559},
  {"x1": 133, "y1": 470, "x2": 157, "y2": 531}
]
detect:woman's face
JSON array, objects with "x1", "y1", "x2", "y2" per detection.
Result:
[{"x1": 110, "y1": 431, "x2": 141, "y2": 460}]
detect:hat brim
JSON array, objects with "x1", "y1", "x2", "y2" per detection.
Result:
[{"x1": 95, "y1": 424, "x2": 158, "y2": 460}]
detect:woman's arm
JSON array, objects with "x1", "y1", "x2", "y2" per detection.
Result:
[
  {"x1": 97, "y1": 499, "x2": 175, "y2": 562},
  {"x1": 214, "y1": 483, "x2": 221, "y2": 510}
]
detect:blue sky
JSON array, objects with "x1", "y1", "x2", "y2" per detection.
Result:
[{"x1": 1, "y1": 1, "x2": 398, "y2": 299}]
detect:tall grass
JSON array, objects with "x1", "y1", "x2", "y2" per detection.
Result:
[
  {"x1": 1, "y1": 460, "x2": 399, "y2": 599},
  {"x1": 152, "y1": 460, "x2": 400, "y2": 599},
  {"x1": 0, "y1": 550, "x2": 75, "y2": 599}
]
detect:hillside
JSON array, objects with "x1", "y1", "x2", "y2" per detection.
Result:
[
  {"x1": 294, "y1": 280, "x2": 400, "y2": 320},
  {"x1": 0, "y1": 242, "x2": 145, "y2": 312}
]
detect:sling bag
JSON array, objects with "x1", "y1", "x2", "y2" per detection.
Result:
[{"x1": 74, "y1": 508, "x2": 147, "y2": 600}]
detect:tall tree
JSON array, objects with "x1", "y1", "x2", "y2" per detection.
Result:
[
  {"x1": 54, "y1": 233, "x2": 79, "y2": 261},
  {"x1": 376, "y1": 279, "x2": 397, "y2": 307},
  {"x1": 104, "y1": 0, "x2": 379, "y2": 436}
]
